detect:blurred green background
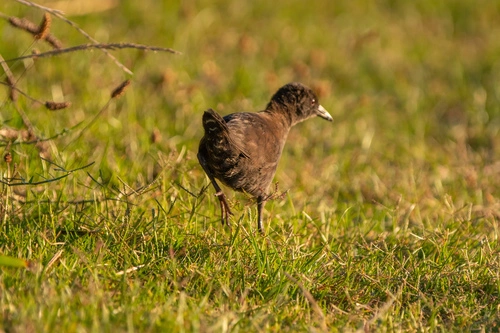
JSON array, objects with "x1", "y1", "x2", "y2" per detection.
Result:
[{"x1": 1, "y1": 0, "x2": 499, "y2": 331}]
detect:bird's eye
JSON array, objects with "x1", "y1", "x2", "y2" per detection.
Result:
[{"x1": 311, "y1": 99, "x2": 316, "y2": 105}]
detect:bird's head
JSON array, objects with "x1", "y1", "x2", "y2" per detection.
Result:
[{"x1": 267, "y1": 82, "x2": 333, "y2": 125}]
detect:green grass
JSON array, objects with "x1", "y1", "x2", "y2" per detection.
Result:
[{"x1": 1, "y1": 0, "x2": 500, "y2": 331}]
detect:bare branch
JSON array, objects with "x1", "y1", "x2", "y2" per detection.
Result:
[
  {"x1": 0, "y1": 81, "x2": 39, "y2": 104},
  {"x1": 11, "y1": 0, "x2": 64, "y2": 15},
  {"x1": 0, "y1": 161, "x2": 95, "y2": 186},
  {"x1": 0, "y1": 53, "x2": 18, "y2": 101},
  {"x1": 0, "y1": 121, "x2": 83, "y2": 147},
  {"x1": 13, "y1": 0, "x2": 135, "y2": 74},
  {"x1": 1, "y1": 43, "x2": 181, "y2": 64}
]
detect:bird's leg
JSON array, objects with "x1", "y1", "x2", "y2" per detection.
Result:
[
  {"x1": 198, "y1": 154, "x2": 233, "y2": 226},
  {"x1": 205, "y1": 177, "x2": 233, "y2": 226},
  {"x1": 257, "y1": 196, "x2": 265, "y2": 234},
  {"x1": 214, "y1": 189, "x2": 233, "y2": 226}
]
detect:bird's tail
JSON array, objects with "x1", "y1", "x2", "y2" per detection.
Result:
[
  {"x1": 202, "y1": 109, "x2": 228, "y2": 135},
  {"x1": 201, "y1": 109, "x2": 250, "y2": 159}
]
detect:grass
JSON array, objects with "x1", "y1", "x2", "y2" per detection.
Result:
[{"x1": 1, "y1": 0, "x2": 499, "y2": 331}]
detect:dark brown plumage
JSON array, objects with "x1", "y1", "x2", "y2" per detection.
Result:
[{"x1": 198, "y1": 82, "x2": 333, "y2": 233}]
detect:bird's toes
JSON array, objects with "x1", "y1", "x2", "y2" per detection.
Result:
[
  {"x1": 219, "y1": 202, "x2": 232, "y2": 227},
  {"x1": 220, "y1": 214, "x2": 231, "y2": 228}
]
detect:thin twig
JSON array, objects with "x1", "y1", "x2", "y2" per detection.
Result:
[
  {"x1": 0, "y1": 53, "x2": 18, "y2": 101},
  {"x1": 13, "y1": 0, "x2": 133, "y2": 74},
  {"x1": 176, "y1": 182, "x2": 199, "y2": 198},
  {"x1": 0, "y1": 81, "x2": 70, "y2": 111},
  {"x1": 0, "y1": 80, "x2": 40, "y2": 104},
  {"x1": 62, "y1": 100, "x2": 110, "y2": 151},
  {"x1": 11, "y1": 0, "x2": 64, "y2": 15},
  {"x1": 63, "y1": 80, "x2": 136, "y2": 151},
  {"x1": 284, "y1": 272, "x2": 346, "y2": 331},
  {"x1": 115, "y1": 264, "x2": 145, "y2": 276},
  {"x1": 13, "y1": 104, "x2": 36, "y2": 141},
  {"x1": 355, "y1": 288, "x2": 402, "y2": 333},
  {"x1": 12, "y1": 101, "x2": 52, "y2": 158},
  {"x1": 0, "y1": 161, "x2": 95, "y2": 186},
  {"x1": 45, "y1": 249, "x2": 63, "y2": 271},
  {"x1": 262, "y1": 182, "x2": 289, "y2": 202},
  {"x1": 0, "y1": 122, "x2": 83, "y2": 147},
  {"x1": 116, "y1": 175, "x2": 162, "y2": 198},
  {"x1": 1, "y1": 43, "x2": 181, "y2": 64},
  {"x1": 14, "y1": 197, "x2": 135, "y2": 205}
]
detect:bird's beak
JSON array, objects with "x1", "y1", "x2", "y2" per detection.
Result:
[{"x1": 316, "y1": 105, "x2": 333, "y2": 122}]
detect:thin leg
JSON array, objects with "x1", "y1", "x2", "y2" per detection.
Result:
[
  {"x1": 198, "y1": 154, "x2": 233, "y2": 226},
  {"x1": 257, "y1": 196, "x2": 265, "y2": 234},
  {"x1": 214, "y1": 188, "x2": 233, "y2": 227}
]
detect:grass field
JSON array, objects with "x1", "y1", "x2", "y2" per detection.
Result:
[{"x1": 1, "y1": 0, "x2": 499, "y2": 331}]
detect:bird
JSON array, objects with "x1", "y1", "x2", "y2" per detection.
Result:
[{"x1": 197, "y1": 82, "x2": 333, "y2": 233}]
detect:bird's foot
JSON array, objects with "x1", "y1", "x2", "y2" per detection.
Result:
[{"x1": 215, "y1": 191, "x2": 233, "y2": 227}]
